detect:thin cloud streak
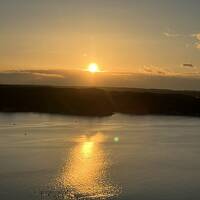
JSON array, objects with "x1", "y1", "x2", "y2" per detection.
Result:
[{"x1": 1, "y1": 69, "x2": 200, "y2": 90}]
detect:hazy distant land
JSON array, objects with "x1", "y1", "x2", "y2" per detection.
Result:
[{"x1": 0, "y1": 85, "x2": 200, "y2": 117}]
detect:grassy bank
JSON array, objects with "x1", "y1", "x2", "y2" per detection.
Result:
[{"x1": 0, "y1": 85, "x2": 200, "y2": 117}]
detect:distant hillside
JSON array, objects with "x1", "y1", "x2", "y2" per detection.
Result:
[{"x1": 0, "y1": 85, "x2": 200, "y2": 117}]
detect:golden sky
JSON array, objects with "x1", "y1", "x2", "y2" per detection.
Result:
[{"x1": 0, "y1": 0, "x2": 200, "y2": 77}]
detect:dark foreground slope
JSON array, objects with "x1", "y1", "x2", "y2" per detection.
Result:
[{"x1": 0, "y1": 85, "x2": 200, "y2": 117}]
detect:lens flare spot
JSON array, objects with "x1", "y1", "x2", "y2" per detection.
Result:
[{"x1": 114, "y1": 137, "x2": 119, "y2": 143}]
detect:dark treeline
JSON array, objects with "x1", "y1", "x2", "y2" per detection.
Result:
[{"x1": 0, "y1": 85, "x2": 200, "y2": 117}]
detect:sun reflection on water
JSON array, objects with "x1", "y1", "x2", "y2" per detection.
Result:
[
  {"x1": 54, "y1": 132, "x2": 120, "y2": 199},
  {"x1": 81, "y1": 141, "x2": 94, "y2": 158}
]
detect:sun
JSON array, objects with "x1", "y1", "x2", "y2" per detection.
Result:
[{"x1": 87, "y1": 63, "x2": 100, "y2": 73}]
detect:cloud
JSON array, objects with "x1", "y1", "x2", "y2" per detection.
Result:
[
  {"x1": 196, "y1": 41, "x2": 200, "y2": 49},
  {"x1": 163, "y1": 32, "x2": 180, "y2": 37},
  {"x1": 192, "y1": 33, "x2": 200, "y2": 40},
  {"x1": 32, "y1": 72, "x2": 64, "y2": 78},
  {"x1": 191, "y1": 33, "x2": 200, "y2": 49},
  {"x1": 1, "y1": 69, "x2": 200, "y2": 90},
  {"x1": 166, "y1": 32, "x2": 200, "y2": 50},
  {"x1": 182, "y1": 64, "x2": 195, "y2": 68},
  {"x1": 141, "y1": 66, "x2": 170, "y2": 76}
]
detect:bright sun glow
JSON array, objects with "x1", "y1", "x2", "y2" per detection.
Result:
[{"x1": 87, "y1": 63, "x2": 100, "y2": 73}]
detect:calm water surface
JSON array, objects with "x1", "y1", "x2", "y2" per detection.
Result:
[{"x1": 0, "y1": 113, "x2": 200, "y2": 200}]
